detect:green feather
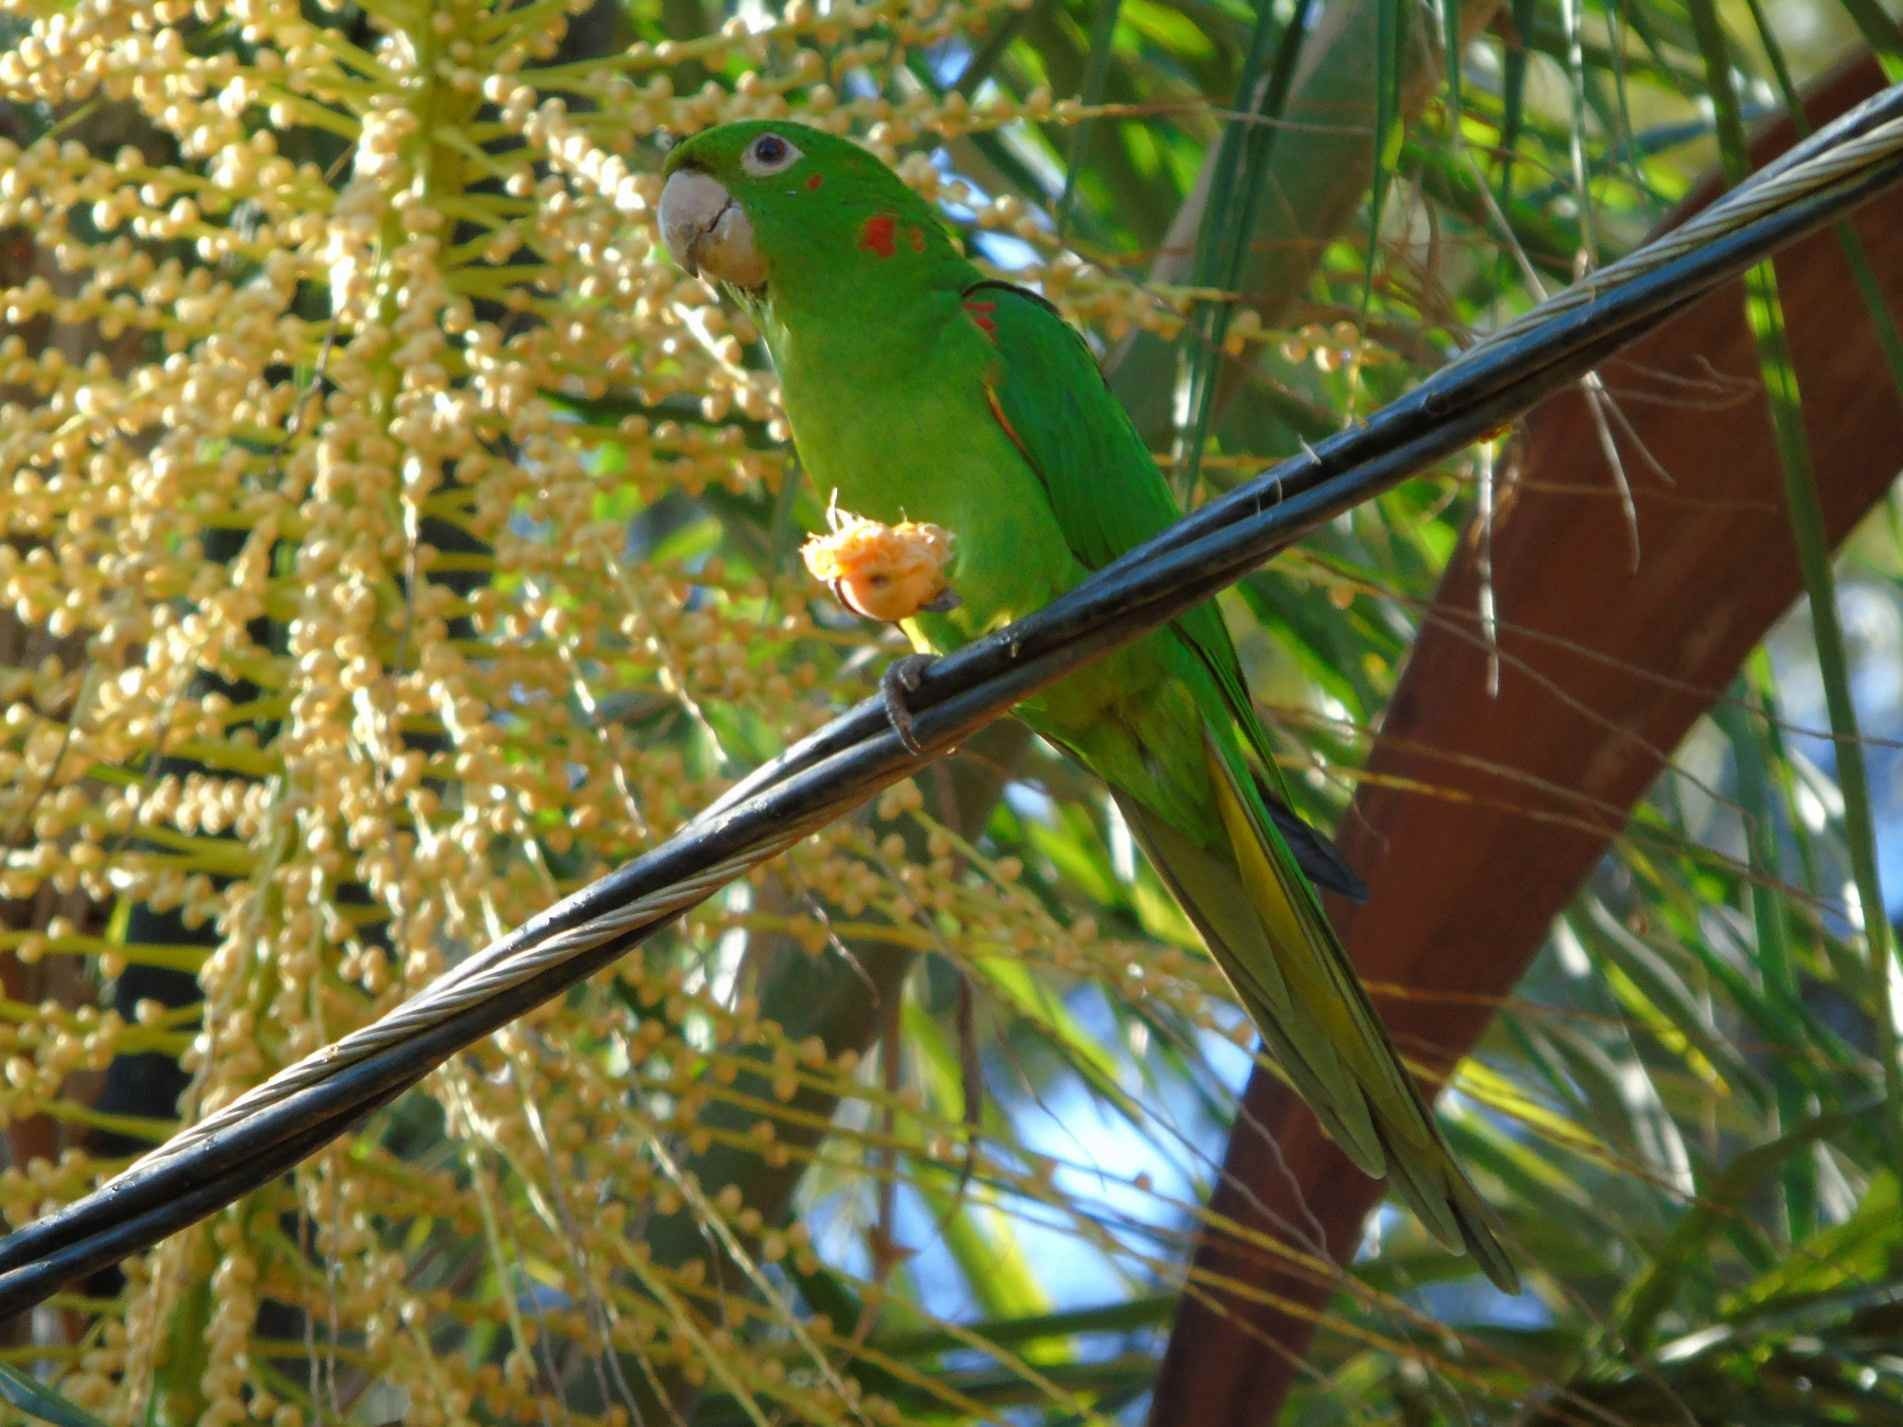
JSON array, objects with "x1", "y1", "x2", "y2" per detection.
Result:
[{"x1": 662, "y1": 121, "x2": 1519, "y2": 1292}]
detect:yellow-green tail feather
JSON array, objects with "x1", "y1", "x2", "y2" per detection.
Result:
[{"x1": 1114, "y1": 727, "x2": 1519, "y2": 1294}]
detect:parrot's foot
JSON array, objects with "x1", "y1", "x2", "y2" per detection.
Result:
[{"x1": 880, "y1": 653, "x2": 935, "y2": 754}]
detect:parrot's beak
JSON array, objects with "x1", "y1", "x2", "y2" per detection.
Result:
[{"x1": 660, "y1": 170, "x2": 766, "y2": 289}]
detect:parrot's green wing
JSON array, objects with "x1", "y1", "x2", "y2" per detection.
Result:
[
  {"x1": 968, "y1": 280, "x2": 1364, "y2": 898},
  {"x1": 966, "y1": 280, "x2": 1268, "y2": 747},
  {"x1": 971, "y1": 281, "x2": 1517, "y2": 1291}
]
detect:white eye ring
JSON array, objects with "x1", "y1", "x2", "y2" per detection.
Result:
[{"x1": 741, "y1": 132, "x2": 803, "y2": 177}]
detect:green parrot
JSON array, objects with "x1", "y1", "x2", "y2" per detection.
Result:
[{"x1": 659, "y1": 120, "x2": 1518, "y2": 1292}]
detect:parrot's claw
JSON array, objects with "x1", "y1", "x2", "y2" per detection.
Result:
[{"x1": 880, "y1": 653, "x2": 935, "y2": 755}]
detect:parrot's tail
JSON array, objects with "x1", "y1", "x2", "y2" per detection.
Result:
[{"x1": 1112, "y1": 729, "x2": 1520, "y2": 1294}]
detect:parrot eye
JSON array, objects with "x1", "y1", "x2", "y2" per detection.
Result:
[{"x1": 742, "y1": 132, "x2": 802, "y2": 176}]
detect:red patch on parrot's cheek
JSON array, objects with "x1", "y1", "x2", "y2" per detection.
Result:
[
  {"x1": 963, "y1": 298, "x2": 998, "y2": 341},
  {"x1": 858, "y1": 214, "x2": 897, "y2": 258},
  {"x1": 806, "y1": 173, "x2": 823, "y2": 190}
]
